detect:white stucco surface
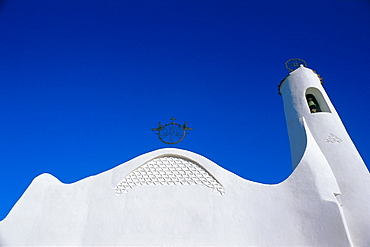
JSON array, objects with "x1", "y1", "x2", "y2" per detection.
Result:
[
  {"x1": 281, "y1": 66, "x2": 370, "y2": 246},
  {"x1": 0, "y1": 143, "x2": 364, "y2": 246},
  {"x1": 0, "y1": 66, "x2": 369, "y2": 246}
]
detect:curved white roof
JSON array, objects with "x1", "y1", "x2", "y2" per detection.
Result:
[{"x1": 0, "y1": 132, "x2": 356, "y2": 246}]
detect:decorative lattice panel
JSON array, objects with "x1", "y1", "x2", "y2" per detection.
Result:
[
  {"x1": 115, "y1": 156, "x2": 225, "y2": 195},
  {"x1": 326, "y1": 133, "x2": 342, "y2": 143}
]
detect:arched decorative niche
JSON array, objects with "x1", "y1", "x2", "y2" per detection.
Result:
[{"x1": 305, "y1": 87, "x2": 331, "y2": 113}]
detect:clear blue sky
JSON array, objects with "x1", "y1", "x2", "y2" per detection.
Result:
[{"x1": 0, "y1": 0, "x2": 369, "y2": 220}]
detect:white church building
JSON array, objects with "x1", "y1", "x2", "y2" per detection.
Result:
[{"x1": 0, "y1": 64, "x2": 369, "y2": 246}]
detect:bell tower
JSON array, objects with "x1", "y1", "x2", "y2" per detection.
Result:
[{"x1": 279, "y1": 59, "x2": 370, "y2": 247}]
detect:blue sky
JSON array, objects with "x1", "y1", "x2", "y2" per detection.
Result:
[{"x1": 0, "y1": 0, "x2": 369, "y2": 220}]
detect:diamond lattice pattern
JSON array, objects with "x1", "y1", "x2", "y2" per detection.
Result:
[{"x1": 115, "y1": 156, "x2": 225, "y2": 195}]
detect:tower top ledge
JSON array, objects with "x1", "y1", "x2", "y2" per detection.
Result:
[{"x1": 278, "y1": 65, "x2": 323, "y2": 95}]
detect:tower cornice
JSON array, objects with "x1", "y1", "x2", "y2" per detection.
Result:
[{"x1": 278, "y1": 65, "x2": 324, "y2": 95}]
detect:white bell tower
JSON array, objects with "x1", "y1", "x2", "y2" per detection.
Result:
[{"x1": 279, "y1": 60, "x2": 370, "y2": 247}]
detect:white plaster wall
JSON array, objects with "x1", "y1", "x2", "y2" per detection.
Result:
[
  {"x1": 0, "y1": 147, "x2": 355, "y2": 246},
  {"x1": 280, "y1": 66, "x2": 370, "y2": 247},
  {"x1": 1, "y1": 66, "x2": 368, "y2": 246}
]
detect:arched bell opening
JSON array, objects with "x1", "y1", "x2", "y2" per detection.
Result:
[{"x1": 305, "y1": 88, "x2": 331, "y2": 113}]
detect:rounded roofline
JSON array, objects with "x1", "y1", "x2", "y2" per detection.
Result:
[{"x1": 278, "y1": 66, "x2": 323, "y2": 95}]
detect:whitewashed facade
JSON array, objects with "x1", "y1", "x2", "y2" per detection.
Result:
[{"x1": 0, "y1": 66, "x2": 369, "y2": 246}]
